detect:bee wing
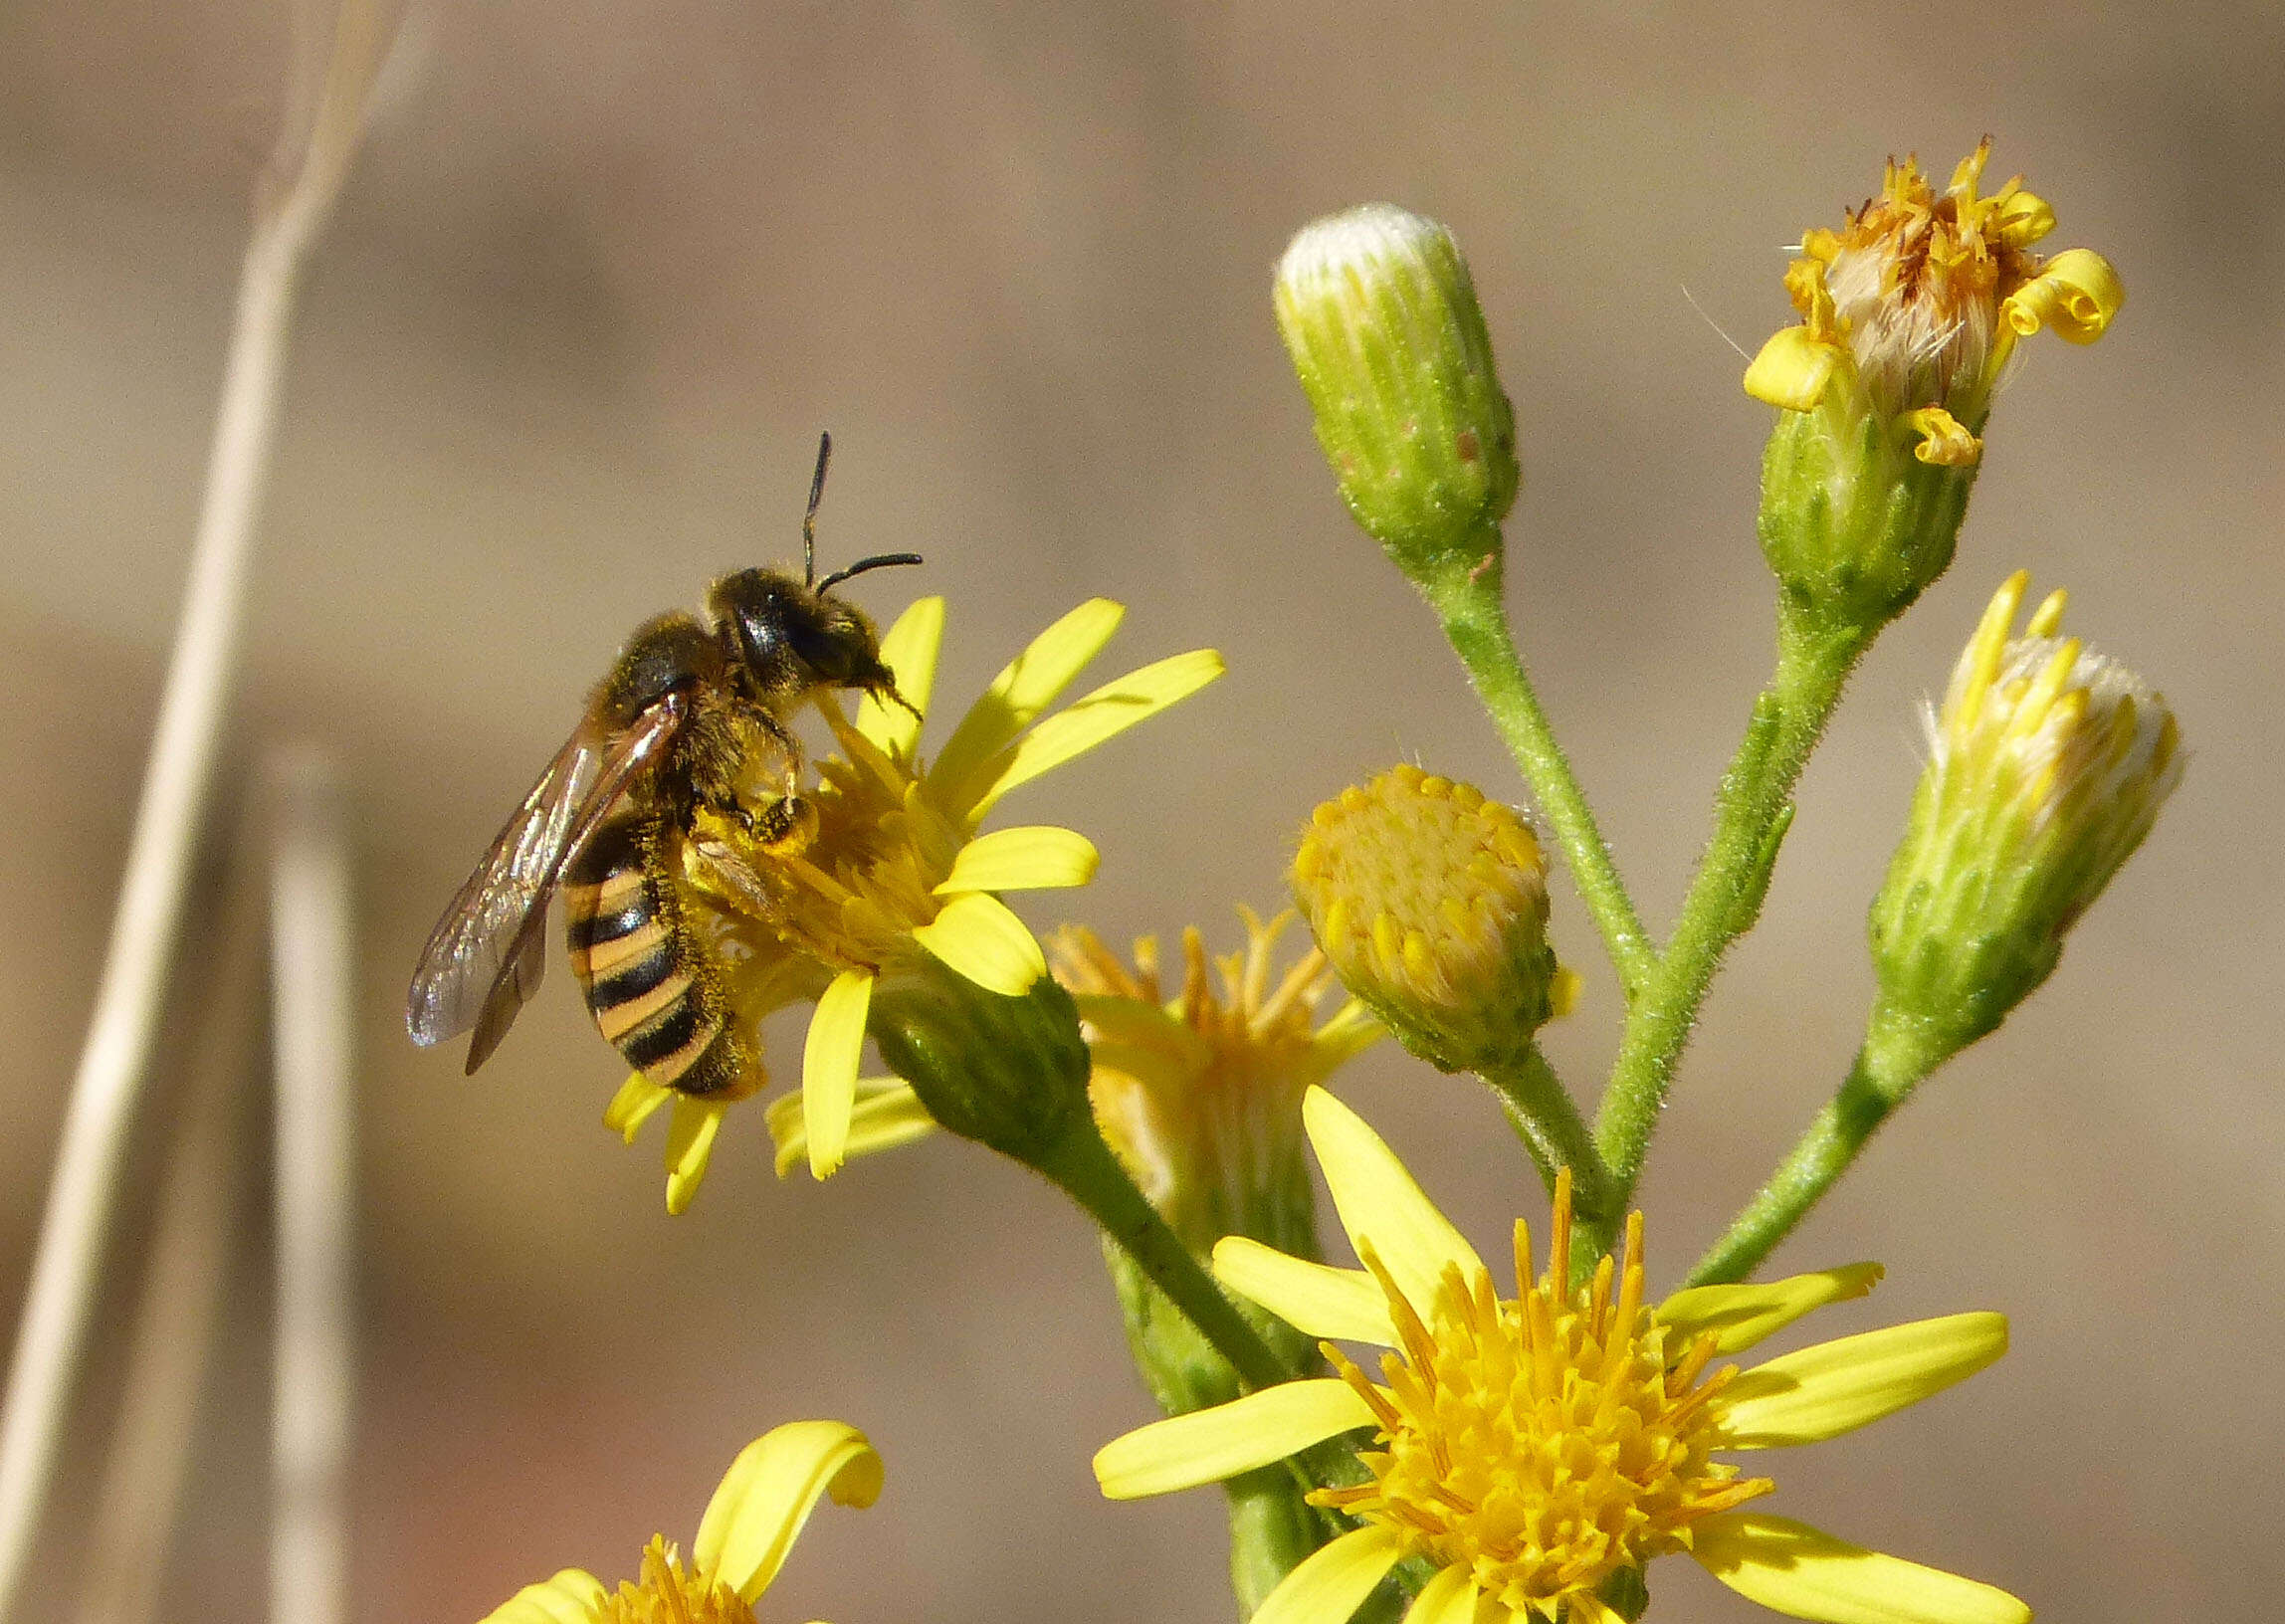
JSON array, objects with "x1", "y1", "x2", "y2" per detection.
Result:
[{"x1": 406, "y1": 693, "x2": 688, "y2": 1072}]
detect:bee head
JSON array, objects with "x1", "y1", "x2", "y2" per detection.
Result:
[{"x1": 710, "y1": 568, "x2": 913, "y2": 703}]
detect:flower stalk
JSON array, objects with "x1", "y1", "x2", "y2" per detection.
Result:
[
  {"x1": 1586, "y1": 603, "x2": 1869, "y2": 1256},
  {"x1": 1422, "y1": 553, "x2": 1656, "y2": 994}
]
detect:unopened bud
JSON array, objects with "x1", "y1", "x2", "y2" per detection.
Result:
[
  {"x1": 1291, "y1": 765, "x2": 1574, "y2": 1074},
  {"x1": 1274, "y1": 204, "x2": 1519, "y2": 590},
  {"x1": 1869, "y1": 571, "x2": 2181, "y2": 1057}
]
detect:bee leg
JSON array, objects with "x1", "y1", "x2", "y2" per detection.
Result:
[{"x1": 749, "y1": 792, "x2": 817, "y2": 854}]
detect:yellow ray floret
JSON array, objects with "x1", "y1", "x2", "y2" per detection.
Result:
[
  {"x1": 478, "y1": 1421, "x2": 881, "y2": 1624},
  {"x1": 1094, "y1": 1089, "x2": 2025, "y2": 1624}
]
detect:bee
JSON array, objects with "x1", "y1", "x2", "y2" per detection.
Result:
[{"x1": 405, "y1": 433, "x2": 921, "y2": 1094}]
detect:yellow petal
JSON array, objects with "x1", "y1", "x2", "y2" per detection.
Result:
[
  {"x1": 935, "y1": 825, "x2": 1100, "y2": 896},
  {"x1": 695, "y1": 1421, "x2": 884, "y2": 1604},
  {"x1": 1744, "y1": 326, "x2": 1841, "y2": 412},
  {"x1": 1902, "y1": 405, "x2": 1981, "y2": 468},
  {"x1": 1212, "y1": 1237, "x2": 1396, "y2": 1345},
  {"x1": 910, "y1": 893, "x2": 1046, "y2": 995},
  {"x1": 1657, "y1": 1263, "x2": 1884, "y2": 1355},
  {"x1": 2001, "y1": 247, "x2": 2123, "y2": 344},
  {"x1": 854, "y1": 595, "x2": 945, "y2": 759},
  {"x1": 1252, "y1": 1526, "x2": 1407, "y2": 1624},
  {"x1": 477, "y1": 1569, "x2": 607, "y2": 1624},
  {"x1": 664, "y1": 1096, "x2": 729, "y2": 1215},
  {"x1": 1092, "y1": 1379, "x2": 1375, "y2": 1499},
  {"x1": 802, "y1": 971, "x2": 874, "y2": 1179},
  {"x1": 1401, "y1": 1557, "x2": 1481, "y2": 1624},
  {"x1": 926, "y1": 599, "x2": 1126, "y2": 805},
  {"x1": 767, "y1": 1077, "x2": 937, "y2": 1177},
  {"x1": 1716, "y1": 1312, "x2": 2007, "y2": 1448},
  {"x1": 1691, "y1": 1513, "x2": 2029, "y2": 1624},
  {"x1": 957, "y1": 649, "x2": 1226, "y2": 821},
  {"x1": 1302, "y1": 1087, "x2": 1483, "y2": 1316},
  {"x1": 604, "y1": 1073, "x2": 674, "y2": 1142}
]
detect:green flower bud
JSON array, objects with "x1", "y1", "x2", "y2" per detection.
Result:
[
  {"x1": 1274, "y1": 204, "x2": 1519, "y2": 590},
  {"x1": 867, "y1": 955, "x2": 1091, "y2": 1167},
  {"x1": 1291, "y1": 765, "x2": 1576, "y2": 1075},
  {"x1": 1869, "y1": 572, "x2": 2181, "y2": 1058}
]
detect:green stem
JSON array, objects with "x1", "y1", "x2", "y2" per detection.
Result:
[
  {"x1": 1586, "y1": 601, "x2": 1871, "y2": 1253},
  {"x1": 1036, "y1": 1117, "x2": 1298, "y2": 1391},
  {"x1": 1481, "y1": 1046, "x2": 1617, "y2": 1236},
  {"x1": 1682, "y1": 1004, "x2": 1949, "y2": 1286},
  {"x1": 1425, "y1": 546, "x2": 1657, "y2": 997}
]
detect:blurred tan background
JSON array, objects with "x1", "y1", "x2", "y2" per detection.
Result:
[{"x1": 0, "y1": 1, "x2": 2277, "y2": 1618}]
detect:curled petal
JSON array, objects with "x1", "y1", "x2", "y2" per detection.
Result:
[
  {"x1": 695, "y1": 1421, "x2": 884, "y2": 1603},
  {"x1": 1716, "y1": 1313, "x2": 2008, "y2": 1448},
  {"x1": 1303, "y1": 1087, "x2": 1483, "y2": 1316},
  {"x1": 1903, "y1": 406, "x2": 1981, "y2": 467},
  {"x1": 1744, "y1": 326, "x2": 1841, "y2": 411},
  {"x1": 1093, "y1": 1379, "x2": 1375, "y2": 1499},
  {"x1": 768, "y1": 1077, "x2": 937, "y2": 1177},
  {"x1": 1252, "y1": 1526, "x2": 1407, "y2": 1624},
  {"x1": 478, "y1": 1570, "x2": 607, "y2": 1624},
  {"x1": 1691, "y1": 1513, "x2": 2029, "y2": 1624},
  {"x1": 1657, "y1": 1263, "x2": 1884, "y2": 1356},
  {"x1": 801, "y1": 971, "x2": 875, "y2": 1179},
  {"x1": 854, "y1": 595, "x2": 945, "y2": 759},
  {"x1": 1213, "y1": 1237, "x2": 1396, "y2": 1345},
  {"x1": 2002, "y1": 248, "x2": 2124, "y2": 343},
  {"x1": 911, "y1": 893, "x2": 1048, "y2": 996}
]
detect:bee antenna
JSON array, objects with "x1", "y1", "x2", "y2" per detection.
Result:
[
  {"x1": 803, "y1": 431, "x2": 833, "y2": 588},
  {"x1": 817, "y1": 552, "x2": 925, "y2": 595}
]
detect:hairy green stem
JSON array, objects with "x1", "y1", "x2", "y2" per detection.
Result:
[
  {"x1": 1586, "y1": 602, "x2": 1871, "y2": 1254},
  {"x1": 1481, "y1": 1046, "x2": 1617, "y2": 1237},
  {"x1": 1684, "y1": 1003, "x2": 1950, "y2": 1285},
  {"x1": 1037, "y1": 1119, "x2": 1298, "y2": 1391},
  {"x1": 1425, "y1": 545, "x2": 1657, "y2": 997}
]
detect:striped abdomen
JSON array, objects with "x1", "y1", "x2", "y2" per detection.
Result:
[{"x1": 561, "y1": 809, "x2": 744, "y2": 1095}]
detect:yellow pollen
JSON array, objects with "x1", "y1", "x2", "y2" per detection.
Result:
[
  {"x1": 598, "y1": 1538, "x2": 756, "y2": 1624},
  {"x1": 1312, "y1": 1180, "x2": 1769, "y2": 1617}
]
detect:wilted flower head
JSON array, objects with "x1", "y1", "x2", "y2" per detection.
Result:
[
  {"x1": 1292, "y1": 765, "x2": 1574, "y2": 1075},
  {"x1": 1870, "y1": 569, "x2": 2181, "y2": 1054},
  {"x1": 1748, "y1": 143, "x2": 2124, "y2": 627},
  {"x1": 1747, "y1": 140, "x2": 2122, "y2": 462},
  {"x1": 1275, "y1": 204, "x2": 1520, "y2": 589}
]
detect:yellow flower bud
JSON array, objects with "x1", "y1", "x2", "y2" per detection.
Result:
[
  {"x1": 1291, "y1": 765, "x2": 1575, "y2": 1074},
  {"x1": 1748, "y1": 142, "x2": 2125, "y2": 630},
  {"x1": 1274, "y1": 205, "x2": 1519, "y2": 592},
  {"x1": 1869, "y1": 571, "x2": 2182, "y2": 1056}
]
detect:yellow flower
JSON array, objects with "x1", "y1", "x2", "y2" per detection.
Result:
[
  {"x1": 609, "y1": 596, "x2": 1224, "y2": 1210},
  {"x1": 761, "y1": 909, "x2": 1382, "y2": 1252},
  {"x1": 1059, "y1": 909, "x2": 1381, "y2": 1253},
  {"x1": 1095, "y1": 1089, "x2": 2025, "y2": 1624},
  {"x1": 480, "y1": 1421, "x2": 882, "y2": 1624},
  {"x1": 1745, "y1": 140, "x2": 2122, "y2": 465}
]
